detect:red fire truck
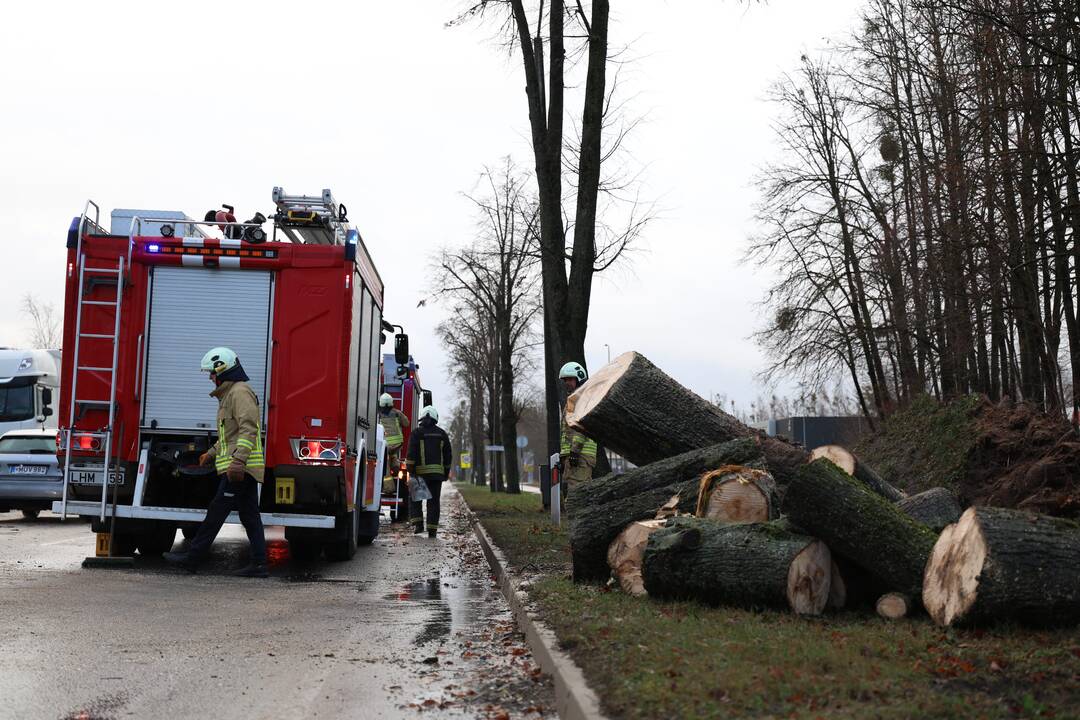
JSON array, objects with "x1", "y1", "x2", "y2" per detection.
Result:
[
  {"x1": 53, "y1": 189, "x2": 398, "y2": 561},
  {"x1": 379, "y1": 353, "x2": 432, "y2": 521}
]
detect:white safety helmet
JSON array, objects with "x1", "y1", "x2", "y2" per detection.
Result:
[
  {"x1": 419, "y1": 405, "x2": 439, "y2": 423},
  {"x1": 559, "y1": 361, "x2": 587, "y2": 383},
  {"x1": 379, "y1": 393, "x2": 394, "y2": 408},
  {"x1": 201, "y1": 347, "x2": 239, "y2": 375}
]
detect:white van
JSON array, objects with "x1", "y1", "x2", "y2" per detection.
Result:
[{"x1": 0, "y1": 348, "x2": 61, "y2": 434}]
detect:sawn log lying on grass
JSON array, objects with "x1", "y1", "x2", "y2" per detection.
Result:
[
  {"x1": 809, "y1": 445, "x2": 906, "y2": 502},
  {"x1": 565, "y1": 351, "x2": 806, "y2": 482},
  {"x1": 568, "y1": 438, "x2": 764, "y2": 582},
  {"x1": 923, "y1": 506, "x2": 1080, "y2": 627},
  {"x1": 896, "y1": 487, "x2": 963, "y2": 532},
  {"x1": 695, "y1": 466, "x2": 779, "y2": 524},
  {"x1": 642, "y1": 517, "x2": 832, "y2": 615},
  {"x1": 782, "y1": 458, "x2": 938, "y2": 598}
]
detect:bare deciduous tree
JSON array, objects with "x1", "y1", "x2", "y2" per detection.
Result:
[{"x1": 22, "y1": 294, "x2": 61, "y2": 349}]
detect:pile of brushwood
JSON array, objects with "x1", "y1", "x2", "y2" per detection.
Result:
[{"x1": 566, "y1": 352, "x2": 1080, "y2": 627}]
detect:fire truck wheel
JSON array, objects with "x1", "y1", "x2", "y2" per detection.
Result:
[
  {"x1": 21, "y1": 509, "x2": 40, "y2": 520},
  {"x1": 326, "y1": 510, "x2": 359, "y2": 561},
  {"x1": 136, "y1": 523, "x2": 178, "y2": 556}
]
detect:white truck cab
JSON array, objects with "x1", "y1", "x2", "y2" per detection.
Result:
[{"x1": 0, "y1": 348, "x2": 61, "y2": 433}]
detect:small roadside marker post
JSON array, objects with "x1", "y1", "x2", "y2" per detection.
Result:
[{"x1": 549, "y1": 452, "x2": 561, "y2": 526}]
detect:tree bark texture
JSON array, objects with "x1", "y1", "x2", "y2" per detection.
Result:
[
  {"x1": 808, "y1": 445, "x2": 906, "y2": 501},
  {"x1": 641, "y1": 517, "x2": 832, "y2": 615},
  {"x1": 782, "y1": 459, "x2": 938, "y2": 597},
  {"x1": 566, "y1": 352, "x2": 806, "y2": 481},
  {"x1": 896, "y1": 487, "x2": 962, "y2": 532},
  {"x1": 923, "y1": 506, "x2": 1080, "y2": 627},
  {"x1": 567, "y1": 439, "x2": 765, "y2": 582}
]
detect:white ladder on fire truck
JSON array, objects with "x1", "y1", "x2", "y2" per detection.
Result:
[{"x1": 60, "y1": 200, "x2": 127, "y2": 522}]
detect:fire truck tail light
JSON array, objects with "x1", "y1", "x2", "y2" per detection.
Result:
[
  {"x1": 290, "y1": 438, "x2": 342, "y2": 462},
  {"x1": 65, "y1": 433, "x2": 103, "y2": 453}
]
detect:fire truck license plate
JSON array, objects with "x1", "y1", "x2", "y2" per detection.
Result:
[{"x1": 67, "y1": 467, "x2": 125, "y2": 486}]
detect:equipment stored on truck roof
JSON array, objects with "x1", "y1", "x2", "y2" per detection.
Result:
[{"x1": 54, "y1": 191, "x2": 391, "y2": 560}]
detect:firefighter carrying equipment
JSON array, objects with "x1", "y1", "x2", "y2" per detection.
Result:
[
  {"x1": 561, "y1": 413, "x2": 597, "y2": 464},
  {"x1": 379, "y1": 393, "x2": 394, "y2": 408},
  {"x1": 559, "y1": 361, "x2": 588, "y2": 383},
  {"x1": 206, "y1": 380, "x2": 265, "y2": 483},
  {"x1": 419, "y1": 405, "x2": 439, "y2": 423},
  {"x1": 407, "y1": 416, "x2": 452, "y2": 478},
  {"x1": 201, "y1": 347, "x2": 239, "y2": 376}
]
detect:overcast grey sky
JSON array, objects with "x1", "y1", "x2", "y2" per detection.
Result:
[{"x1": 0, "y1": 0, "x2": 863, "y2": 413}]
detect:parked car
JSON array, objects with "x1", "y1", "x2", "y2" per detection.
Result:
[{"x1": 0, "y1": 429, "x2": 62, "y2": 519}]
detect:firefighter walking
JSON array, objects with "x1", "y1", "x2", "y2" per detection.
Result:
[
  {"x1": 378, "y1": 393, "x2": 410, "y2": 491},
  {"x1": 164, "y1": 347, "x2": 268, "y2": 577},
  {"x1": 406, "y1": 405, "x2": 452, "y2": 538},
  {"x1": 559, "y1": 361, "x2": 597, "y2": 500}
]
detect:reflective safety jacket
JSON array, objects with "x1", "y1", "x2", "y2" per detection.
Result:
[
  {"x1": 205, "y1": 380, "x2": 265, "y2": 483},
  {"x1": 406, "y1": 419, "x2": 452, "y2": 479},
  {"x1": 560, "y1": 411, "x2": 597, "y2": 467},
  {"x1": 378, "y1": 407, "x2": 409, "y2": 449}
]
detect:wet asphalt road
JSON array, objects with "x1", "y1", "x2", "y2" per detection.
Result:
[{"x1": 0, "y1": 487, "x2": 556, "y2": 720}]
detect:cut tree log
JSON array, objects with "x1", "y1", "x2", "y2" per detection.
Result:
[
  {"x1": 897, "y1": 487, "x2": 963, "y2": 532},
  {"x1": 808, "y1": 445, "x2": 906, "y2": 501},
  {"x1": 568, "y1": 439, "x2": 766, "y2": 582},
  {"x1": 607, "y1": 520, "x2": 667, "y2": 596},
  {"x1": 876, "y1": 593, "x2": 911, "y2": 620},
  {"x1": 782, "y1": 458, "x2": 938, "y2": 597},
  {"x1": 641, "y1": 517, "x2": 832, "y2": 615},
  {"x1": 565, "y1": 352, "x2": 806, "y2": 482},
  {"x1": 695, "y1": 466, "x2": 778, "y2": 523},
  {"x1": 923, "y1": 506, "x2": 1080, "y2": 627}
]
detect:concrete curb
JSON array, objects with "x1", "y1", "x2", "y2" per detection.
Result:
[{"x1": 455, "y1": 490, "x2": 608, "y2": 720}]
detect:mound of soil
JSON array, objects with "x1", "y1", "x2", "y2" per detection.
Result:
[
  {"x1": 858, "y1": 395, "x2": 1080, "y2": 518},
  {"x1": 962, "y1": 399, "x2": 1080, "y2": 518}
]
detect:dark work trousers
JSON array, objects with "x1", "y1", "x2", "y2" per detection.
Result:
[
  {"x1": 187, "y1": 474, "x2": 267, "y2": 565},
  {"x1": 411, "y1": 475, "x2": 444, "y2": 531}
]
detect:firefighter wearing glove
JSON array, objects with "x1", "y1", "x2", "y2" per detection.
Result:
[
  {"x1": 164, "y1": 347, "x2": 268, "y2": 577},
  {"x1": 559, "y1": 362, "x2": 597, "y2": 502}
]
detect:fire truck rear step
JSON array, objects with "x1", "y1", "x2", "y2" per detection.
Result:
[{"x1": 53, "y1": 501, "x2": 336, "y2": 529}]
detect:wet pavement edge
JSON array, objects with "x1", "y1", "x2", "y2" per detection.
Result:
[{"x1": 450, "y1": 486, "x2": 608, "y2": 720}]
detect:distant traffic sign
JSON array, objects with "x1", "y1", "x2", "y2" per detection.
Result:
[{"x1": 516, "y1": 435, "x2": 528, "y2": 449}]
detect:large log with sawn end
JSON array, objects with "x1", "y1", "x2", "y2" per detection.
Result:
[
  {"x1": 897, "y1": 487, "x2": 963, "y2": 532},
  {"x1": 923, "y1": 506, "x2": 1080, "y2": 627},
  {"x1": 568, "y1": 439, "x2": 764, "y2": 582},
  {"x1": 782, "y1": 458, "x2": 938, "y2": 597},
  {"x1": 642, "y1": 517, "x2": 832, "y2": 615},
  {"x1": 695, "y1": 466, "x2": 779, "y2": 523},
  {"x1": 565, "y1": 352, "x2": 806, "y2": 481},
  {"x1": 809, "y1": 445, "x2": 905, "y2": 501}
]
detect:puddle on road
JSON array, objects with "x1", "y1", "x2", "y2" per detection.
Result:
[{"x1": 389, "y1": 573, "x2": 496, "y2": 647}]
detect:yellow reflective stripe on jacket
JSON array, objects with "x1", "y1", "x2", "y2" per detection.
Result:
[
  {"x1": 215, "y1": 419, "x2": 265, "y2": 473},
  {"x1": 560, "y1": 417, "x2": 597, "y2": 461},
  {"x1": 416, "y1": 438, "x2": 445, "y2": 476}
]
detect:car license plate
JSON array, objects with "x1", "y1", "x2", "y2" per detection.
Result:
[
  {"x1": 10, "y1": 464, "x2": 49, "y2": 475},
  {"x1": 67, "y1": 467, "x2": 124, "y2": 485}
]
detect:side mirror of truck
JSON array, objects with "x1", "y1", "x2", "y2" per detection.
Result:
[
  {"x1": 422, "y1": 390, "x2": 433, "y2": 407},
  {"x1": 41, "y1": 388, "x2": 53, "y2": 406},
  {"x1": 394, "y1": 333, "x2": 409, "y2": 365},
  {"x1": 42, "y1": 407, "x2": 53, "y2": 418}
]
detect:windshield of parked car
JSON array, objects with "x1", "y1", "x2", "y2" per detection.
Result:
[
  {"x1": 0, "y1": 377, "x2": 35, "y2": 423},
  {"x1": 0, "y1": 436, "x2": 56, "y2": 454}
]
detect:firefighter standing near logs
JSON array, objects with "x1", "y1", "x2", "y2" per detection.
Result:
[
  {"x1": 378, "y1": 393, "x2": 409, "y2": 493},
  {"x1": 559, "y1": 362, "x2": 598, "y2": 501}
]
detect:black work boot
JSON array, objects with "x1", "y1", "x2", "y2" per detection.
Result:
[
  {"x1": 427, "y1": 525, "x2": 437, "y2": 539},
  {"x1": 234, "y1": 563, "x2": 269, "y2": 578},
  {"x1": 413, "y1": 521, "x2": 425, "y2": 535},
  {"x1": 163, "y1": 551, "x2": 197, "y2": 572}
]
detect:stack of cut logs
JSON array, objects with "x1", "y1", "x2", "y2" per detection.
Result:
[{"x1": 566, "y1": 352, "x2": 1080, "y2": 626}]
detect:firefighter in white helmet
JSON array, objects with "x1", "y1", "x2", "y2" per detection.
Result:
[
  {"x1": 164, "y1": 347, "x2": 268, "y2": 577},
  {"x1": 559, "y1": 361, "x2": 597, "y2": 500},
  {"x1": 378, "y1": 393, "x2": 410, "y2": 493},
  {"x1": 405, "y1": 405, "x2": 452, "y2": 538}
]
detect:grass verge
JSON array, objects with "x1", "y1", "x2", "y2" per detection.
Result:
[{"x1": 456, "y1": 480, "x2": 1080, "y2": 720}]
